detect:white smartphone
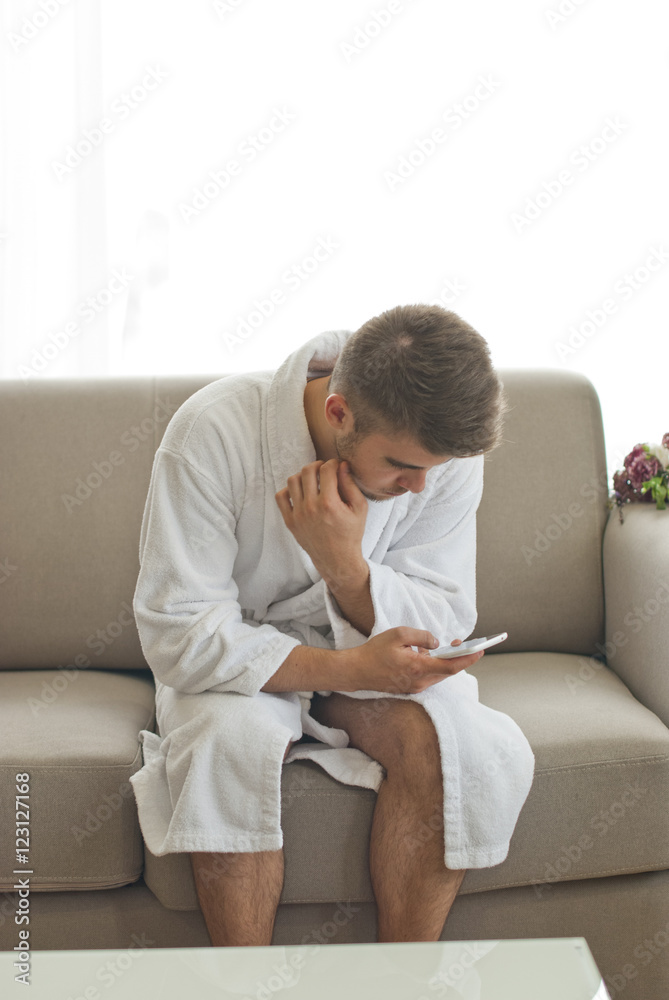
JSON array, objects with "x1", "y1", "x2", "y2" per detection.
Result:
[{"x1": 429, "y1": 632, "x2": 508, "y2": 659}]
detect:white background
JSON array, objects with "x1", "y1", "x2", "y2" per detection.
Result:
[{"x1": 1, "y1": 0, "x2": 667, "y2": 476}]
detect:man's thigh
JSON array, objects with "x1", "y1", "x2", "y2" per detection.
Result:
[{"x1": 310, "y1": 692, "x2": 440, "y2": 774}]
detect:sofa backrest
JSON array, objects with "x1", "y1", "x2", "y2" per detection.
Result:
[
  {"x1": 0, "y1": 368, "x2": 608, "y2": 670},
  {"x1": 474, "y1": 369, "x2": 608, "y2": 657}
]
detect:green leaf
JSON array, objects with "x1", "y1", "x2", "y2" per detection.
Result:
[{"x1": 642, "y1": 477, "x2": 662, "y2": 493}]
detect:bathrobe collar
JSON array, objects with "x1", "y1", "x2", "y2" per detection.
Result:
[{"x1": 266, "y1": 329, "x2": 352, "y2": 496}]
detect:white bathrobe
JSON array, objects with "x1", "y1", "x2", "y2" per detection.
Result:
[{"x1": 129, "y1": 329, "x2": 535, "y2": 869}]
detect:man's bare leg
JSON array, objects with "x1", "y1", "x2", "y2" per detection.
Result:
[
  {"x1": 191, "y1": 849, "x2": 283, "y2": 946},
  {"x1": 311, "y1": 694, "x2": 466, "y2": 942},
  {"x1": 190, "y1": 742, "x2": 294, "y2": 947}
]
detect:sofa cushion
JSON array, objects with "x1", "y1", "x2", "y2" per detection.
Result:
[
  {"x1": 143, "y1": 651, "x2": 669, "y2": 909},
  {"x1": 0, "y1": 669, "x2": 155, "y2": 890}
]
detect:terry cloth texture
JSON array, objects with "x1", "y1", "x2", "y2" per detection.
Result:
[{"x1": 129, "y1": 329, "x2": 535, "y2": 868}]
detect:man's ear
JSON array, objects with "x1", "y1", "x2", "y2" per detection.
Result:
[{"x1": 324, "y1": 392, "x2": 352, "y2": 432}]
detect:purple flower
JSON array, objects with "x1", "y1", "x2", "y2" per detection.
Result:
[
  {"x1": 623, "y1": 444, "x2": 647, "y2": 468},
  {"x1": 627, "y1": 453, "x2": 662, "y2": 492},
  {"x1": 663, "y1": 432, "x2": 669, "y2": 450},
  {"x1": 612, "y1": 469, "x2": 638, "y2": 504}
]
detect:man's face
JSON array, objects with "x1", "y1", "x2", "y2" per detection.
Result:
[{"x1": 334, "y1": 427, "x2": 452, "y2": 503}]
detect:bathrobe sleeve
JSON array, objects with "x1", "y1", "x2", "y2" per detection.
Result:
[
  {"x1": 133, "y1": 446, "x2": 301, "y2": 697},
  {"x1": 323, "y1": 454, "x2": 484, "y2": 649}
]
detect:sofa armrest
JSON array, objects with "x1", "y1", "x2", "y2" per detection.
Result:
[{"x1": 602, "y1": 504, "x2": 669, "y2": 727}]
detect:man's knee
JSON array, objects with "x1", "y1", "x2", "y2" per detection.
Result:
[
  {"x1": 365, "y1": 701, "x2": 441, "y2": 783},
  {"x1": 395, "y1": 711, "x2": 441, "y2": 789}
]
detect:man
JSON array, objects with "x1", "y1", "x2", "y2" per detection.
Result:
[{"x1": 130, "y1": 304, "x2": 535, "y2": 948}]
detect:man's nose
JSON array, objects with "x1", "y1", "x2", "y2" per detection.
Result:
[{"x1": 398, "y1": 470, "x2": 427, "y2": 493}]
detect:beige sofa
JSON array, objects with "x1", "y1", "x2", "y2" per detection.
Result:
[{"x1": 1, "y1": 368, "x2": 668, "y2": 1000}]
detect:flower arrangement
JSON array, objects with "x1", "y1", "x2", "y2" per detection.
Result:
[{"x1": 610, "y1": 433, "x2": 669, "y2": 520}]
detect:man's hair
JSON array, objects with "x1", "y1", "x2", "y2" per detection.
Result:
[{"x1": 327, "y1": 304, "x2": 508, "y2": 457}]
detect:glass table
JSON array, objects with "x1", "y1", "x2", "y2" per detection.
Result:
[{"x1": 3, "y1": 937, "x2": 610, "y2": 999}]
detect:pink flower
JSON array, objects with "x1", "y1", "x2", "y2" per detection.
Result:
[
  {"x1": 663, "y1": 432, "x2": 669, "y2": 450},
  {"x1": 623, "y1": 444, "x2": 647, "y2": 468},
  {"x1": 627, "y1": 453, "x2": 662, "y2": 492}
]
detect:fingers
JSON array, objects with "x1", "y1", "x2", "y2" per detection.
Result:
[
  {"x1": 394, "y1": 626, "x2": 439, "y2": 650},
  {"x1": 275, "y1": 460, "x2": 345, "y2": 529},
  {"x1": 298, "y1": 461, "x2": 324, "y2": 502},
  {"x1": 432, "y1": 649, "x2": 485, "y2": 676},
  {"x1": 316, "y1": 460, "x2": 341, "y2": 503},
  {"x1": 285, "y1": 469, "x2": 307, "y2": 505},
  {"x1": 274, "y1": 487, "x2": 292, "y2": 520},
  {"x1": 284, "y1": 460, "x2": 343, "y2": 507},
  {"x1": 402, "y1": 647, "x2": 483, "y2": 695}
]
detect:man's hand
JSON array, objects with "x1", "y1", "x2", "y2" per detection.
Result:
[
  {"x1": 275, "y1": 459, "x2": 368, "y2": 587},
  {"x1": 261, "y1": 630, "x2": 482, "y2": 694},
  {"x1": 340, "y1": 628, "x2": 485, "y2": 695}
]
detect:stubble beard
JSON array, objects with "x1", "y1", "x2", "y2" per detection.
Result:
[{"x1": 334, "y1": 429, "x2": 387, "y2": 503}]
